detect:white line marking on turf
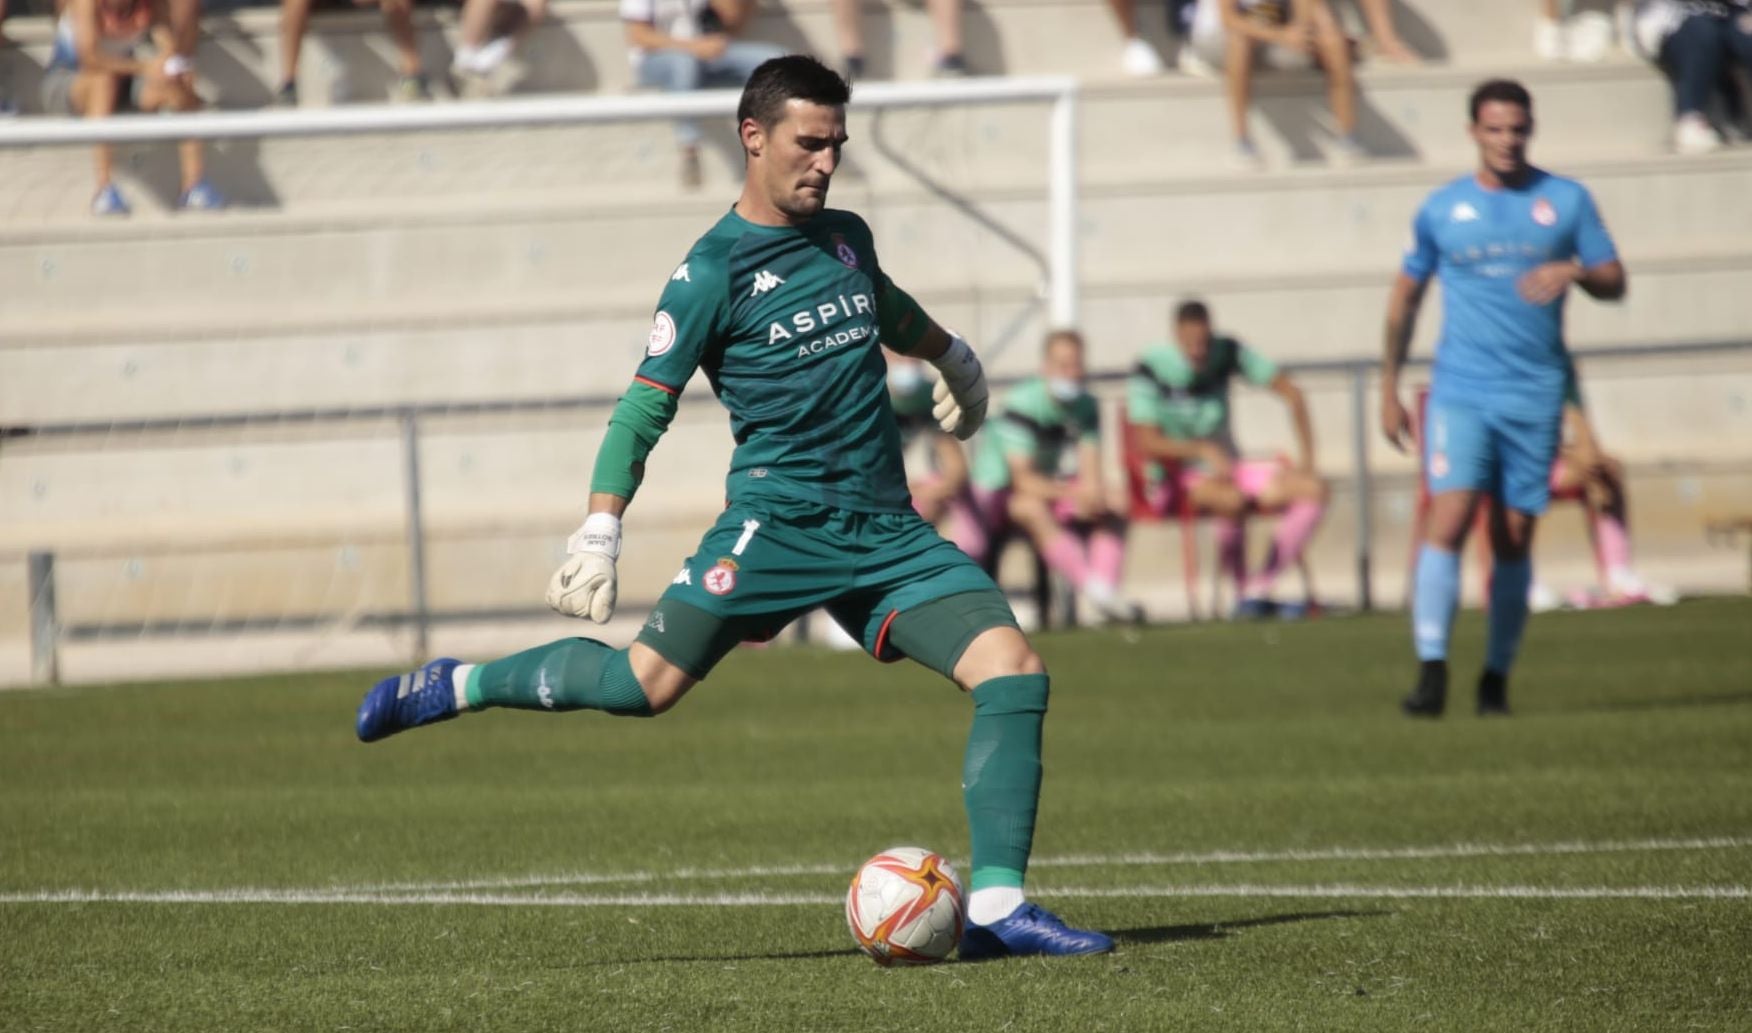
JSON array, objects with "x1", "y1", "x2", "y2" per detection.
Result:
[
  {"x1": 1, "y1": 884, "x2": 1747, "y2": 907},
  {"x1": 350, "y1": 834, "x2": 1752, "y2": 893}
]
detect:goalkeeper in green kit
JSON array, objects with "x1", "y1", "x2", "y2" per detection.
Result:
[{"x1": 354, "y1": 55, "x2": 1113, "y2": 960}]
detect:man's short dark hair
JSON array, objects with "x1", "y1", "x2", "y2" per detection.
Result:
[
  {"x1": 1174, "y1": 299, "x2": 1210, "y2": 325},
  {"x1": 1469, "y1": 79, "x2": 1532, "y2": 123},
  {"x1": 737, "y1": 55, "x2": 852, "y2": 128}
]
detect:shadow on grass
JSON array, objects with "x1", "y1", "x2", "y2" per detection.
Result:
[
  {"x1": 1113, "y1": 909, "x2": 1391, "y2": 945},
  {"x1": 592, "y1": 911, "x2": 1389, "y2": 966}
]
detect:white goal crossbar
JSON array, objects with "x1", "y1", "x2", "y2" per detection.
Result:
[{"x1": 0, "y1": 75, "x2": 1081, "y2": 326}]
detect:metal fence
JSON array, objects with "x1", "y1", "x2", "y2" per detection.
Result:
[{"x1": 12, "y1": 337, "x2": 1749, "y2": 684}]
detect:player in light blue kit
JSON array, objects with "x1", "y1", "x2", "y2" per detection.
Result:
[{"x1": 1380, "y1": 79, "x2": 1626, "y2": 717}]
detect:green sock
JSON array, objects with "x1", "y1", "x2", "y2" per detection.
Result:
[
  {"x1": 963, "y1": 673, "x2": 1049, "y2": 891},
  {"x1": 464, "y1": 638, "x2": 653, "y2": 716}
]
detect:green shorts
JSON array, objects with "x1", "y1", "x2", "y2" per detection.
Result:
[{"x1": 636, "y1": 495, "x2": 1016, "y2": 680}]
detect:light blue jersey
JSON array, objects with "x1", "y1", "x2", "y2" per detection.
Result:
[{"x1": 1402, "y1": 167, "x2": 1617, "y2": 418}]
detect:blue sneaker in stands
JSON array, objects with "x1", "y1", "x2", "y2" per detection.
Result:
[
  {"x1": 178, "y1": 178, "x2": 226, "y2": 211},
  {"x1": 1232, "y1": 596, "x2": 1276, "y2": 620},
  {"x1": 91, "y1": 184, "x2": 130, "y2": 216},
  {"x1": 356, "y1": 657, "x2": 462, "y2": 743},
  {"x1": 958, "y1": 902, "x2": 1114, "y2": 961}
]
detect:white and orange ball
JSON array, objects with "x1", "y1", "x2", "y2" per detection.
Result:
[{"x1": 845, "y1": 846, "x2": 965, "y2": 966}]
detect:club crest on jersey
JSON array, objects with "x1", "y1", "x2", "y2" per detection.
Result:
[
  {"x1": 714, "y1": 557, "x2": 741, "y2": 572},
  {"x1": 648, "y1": 311, "x2": 677, "y2": 356},
  {"x1": 704, "y1": 564, "x2": 737, "y2": 595},
  {"x1": 1531, "y1": 198, "x2": 1557, "y2": 227},
  {"x1": 831, "y1": 232, "x2": 859, "y2": 268}
]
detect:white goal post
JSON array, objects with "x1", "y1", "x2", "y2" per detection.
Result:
[{"x1": 0, "y1": 75, "x2": 1082, "y2": 327}]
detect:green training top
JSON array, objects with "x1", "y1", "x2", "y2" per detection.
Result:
[
  {"x1": 1125, "y1": 337, "x2": 1277, "y2": 478},
  {"x1": 971, "y1": 375, "x2": 1101, "y2": 492},
  {"x1": 631, "y1": 207, "x2": 920, "y2": 513}
]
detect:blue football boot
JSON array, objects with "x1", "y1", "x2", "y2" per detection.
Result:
[
  {"x1": 958, "y1": 902, "x2": 1115, "y2": 961},
  {"x1": 356, "y1": 657, "x2": 462, "y2": 743}
]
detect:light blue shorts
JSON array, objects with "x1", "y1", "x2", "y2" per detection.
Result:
[{"x1": 1424, "y1": 396, "x2": 1562, "y2": 516}]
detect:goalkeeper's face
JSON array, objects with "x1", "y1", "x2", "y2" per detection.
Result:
[{"x1": 748, "y1": 100, "x2": 848, "y2": 222}]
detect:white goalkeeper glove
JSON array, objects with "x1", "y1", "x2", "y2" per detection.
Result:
[
  {"x1": 545, "y1": 512, "x2": 620, "y2": 624},
  {"x1": 928, "y1": 332, "x2": 988, "y2": 440}
]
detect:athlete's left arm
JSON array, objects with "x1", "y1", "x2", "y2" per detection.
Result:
[
  {"x1": 1520, "y1": 188, "x2": 1627, "y2": 304},
  {"x1": 877, "y1": 277, "x2": 988, "y2": 439},
  {"x1": 1267, "y1": 373, "x2": 1317, "y2": 473}
]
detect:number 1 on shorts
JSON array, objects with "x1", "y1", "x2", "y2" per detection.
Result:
[{"x1": 733, "y1": 519, "x2": 761, "y2": 557}]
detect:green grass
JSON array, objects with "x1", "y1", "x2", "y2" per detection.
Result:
[{"x1": 3, "y1": 598, "x2": 1751, "y2": 1032}]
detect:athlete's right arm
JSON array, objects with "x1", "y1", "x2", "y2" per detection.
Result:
[
  {"x1": 1382, "y1": 202, "x2": 1438, "y2": 452},
  {"x1": 547, "y1": 256, "x2": 724, "y2": 623}
]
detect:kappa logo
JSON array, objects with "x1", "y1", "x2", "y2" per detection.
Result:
[
  {"x1": 536, "y1": 670, "x2": 556, "y2": 710},
  {"x1": 1531, "y1": 198, "x2": 1557, "y2": 227},
  {"x1": 671, "y1": 263, "x2": 691, "y2": 282},
  {"x1": 646, "y1": 609, "x2": 667, "y2": 634},
  {"x1": 750, "y1": 269, "x2": 786, "y2": 296},
  {"x1": 671, "y1": 566, "x2": 692, "y2": 586},
  {"x1": 1450, "y1": 202, "x2": 1480, "y2": 223}
]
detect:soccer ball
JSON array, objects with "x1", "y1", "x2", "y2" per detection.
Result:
[{"x1": 845, "y1": 846, "x2": 965, "y2": 966}]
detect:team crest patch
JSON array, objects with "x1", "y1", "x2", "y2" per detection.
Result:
[
  {"x1": 704, "y1": 564, "x2": 737, "y2": 596},
  {"x1": 714, "y1": 557, "x2": 740, "y2": 572},
  {"x1": 831, "y1": 232, "x2": 859, "y2": 269},
  {"x1": 647, "y1": 311, "x2": 677, "y2": 356},
  {"x1": 1531, "y1": 198, "x2": 1557, "y2": 227}
]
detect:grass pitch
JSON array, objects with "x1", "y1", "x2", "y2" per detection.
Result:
[{"x1": 3, "y1": 598, "x2": 1750, "y2": 1032}]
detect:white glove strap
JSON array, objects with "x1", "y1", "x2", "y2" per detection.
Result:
[
  {"x1": 566, "y1": 512, "x2": 622, "y2": 558},
  {"x1": 927, "y1": 332, "x2": 980, "y2": 393}
]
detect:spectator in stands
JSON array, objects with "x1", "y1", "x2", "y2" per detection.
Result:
[
  {"x1": 1106, "y1": 0, "x2": 1166, "y2": 75},
  {"x1": 957, "y1": 330, "x2": 1143, "y2": 625},
  {"x1": 1127, "y1": 300, "x2": 1327, "y2": 618},
  {"x1": 1530, "y1": 399, "x2": 1676, "y2": 609},
  {"x1": 832, "y1": 0, "x2": 966, "y2": 79},
  {"x1": 886, "y1": 352, "x2": 972, "y2": 525},
  {"x1": 622, "y1": 0, "x2": 785, "y2": 189},
  {"x1": 452, "y1": 0, "x2": 546, "y2": 94},
  {"x1": 40, "y1": 0, "x2": 223, "y2": 214},
  {"x1": 1626, "y1": 0, "x2": 1752, "y2": 154},
  {"x1": 278, "y1": 0, "x2": 429, "y2": 106},
  {"x1": 1186, "y1": 0, "x2": 1362, "y2": 165}
]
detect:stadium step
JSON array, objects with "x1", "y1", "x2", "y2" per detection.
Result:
[
  {"x1": 5, "y1": 236, "x2": 1750, "y2": 425},
  {"x1": 3, "y1": 150, "x2": 1747, "y2": 333},
  {"x1": 0, "y1": 58, "x2": 1683, "y2": 222}
]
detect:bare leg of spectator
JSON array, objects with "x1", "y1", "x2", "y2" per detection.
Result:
[
  {"x1": 1243, "y1": 468, "x2": 1328, "y2": 608},
  {"x1": 830, "y1": 0, "x2": 864, "y2": 78},
  {"x1": 139, "y1": 65, "x2": 224, "y2": 208},
  {"x1": 927, "y1": 0, "x2": 966, "y2": 75},
  {"x1": 380, "y1": 0, "x2": 429, "y2": 99},
  {"x1": 69, "y1": 69, "x2": 119, "y2": 204},
  {"x1": 1222, "y1": 26, "x2": 1258, "y2": 161},
  {"x1": 1309, "y1": 1, "x2": 1361, "y2": 158},
  {"x1": 278, "y1": 0, "x2": 312, "y2": 103},
  {"x1": 1355, "y1": 0, "x2": 1416, "y2": 62}
]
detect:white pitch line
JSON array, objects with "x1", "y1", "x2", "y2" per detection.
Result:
[
  {"x1": 349, "y1": 834, "x2": 1752, "y2": 894},
  {"x1": 1, "y1": 884, "x2": 1747, "y2": 907}
]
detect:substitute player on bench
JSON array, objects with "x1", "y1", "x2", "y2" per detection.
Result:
[
  {"x1": 1383, "y1": 78, "x2": 1626, "y2": 717},
  {"x1": 354, "y1": 56, "x2": 1111, "y2": 960}
]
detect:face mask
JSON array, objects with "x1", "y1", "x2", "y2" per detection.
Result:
[
  {"x1": 1047, "y1": 377, "x2": 1081, "y2": 402},
  {"x1": 888, "y1": 364, "x2": 925, "y2": 393}
]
